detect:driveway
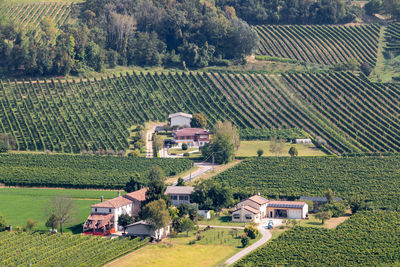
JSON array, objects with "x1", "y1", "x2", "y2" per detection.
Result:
[
  {"x1": 174, "y1": 162, "x2": 214, "y2": 184},
  {"x1": 225, "y1": 219, "x2": 283, "y2": 265}
]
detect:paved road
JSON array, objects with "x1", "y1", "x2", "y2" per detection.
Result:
[
  {"x1": 225, "y1": 219, "x2": 283, "y2": 265},
  {"x1": 174, "y1": 162, "x2": 214, "y2": 184}
]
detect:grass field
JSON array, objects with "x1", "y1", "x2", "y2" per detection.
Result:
[
  {"x1": 236, "y1": 141, "x2": 326, "y2": 157},
  {"x1": 198, "y1": 214, "x2": 246, "y2": 227},
  {"x1": 108, "y1": 227, "x2": 259, "y2": 267},
  {"x1": 0, "y1": 188, "x2": 121, "y2": 233}
]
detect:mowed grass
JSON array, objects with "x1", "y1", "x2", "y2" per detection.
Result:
[
  {"x1": 236, "y1": 141, "x2": 326, "y2": 157},
  {"x1": 108, "y1": 228, "x2": 258, "y2": 267},
  {"x1": 0, "y1": 188, "x2": 121, "y2": 233}
]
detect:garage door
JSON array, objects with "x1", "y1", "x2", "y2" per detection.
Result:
[{"x1": 288, "y1": 209, "x2": 301, "y2": 219}]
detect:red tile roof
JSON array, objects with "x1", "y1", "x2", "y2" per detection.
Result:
[
  {"x1": 268, "y1": 201, "x2": 306, "y2": 205},
  {"x1": 87, "y1": 213, "x2": 114, "y2": 221},
  {"x1": 124, "y1": 188, "x2": 147, "y2": 202},
  {"x1": 173, "y1": 128, "x2": 209, "y2": 137},
  {"x1": 249, "y1": 195, "x2": 268, "y2": 205},
  {"x1": 91, "y1": 196, "x2": 132, "y2": 208},
  {"x1": 233, "y1": 205, "x2": 260, "y2": 214}
]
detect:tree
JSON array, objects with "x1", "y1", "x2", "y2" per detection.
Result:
[
  {"x1": 349, "y1": 195, "x2": 366, "y2": 214},
  {"x1": 241, "y1": 235, "x2": 249, "y2": 247},
  {"x1": 145, "y1": 166, "x2": 166, "y2": 203},
  {"x1": 315, "y1": 211, "x2": 332, "y2": 224},
  {"x1": 257, "y1": 149, "x2": 264, "y2": 157},
  {"x1": 0, "y1": 214, "x2": 7, "y2": 232},
  {"x1": 180, "y1": 217, "x2": 195, "y2": 236},
  {"x1": 153, "y1": 134, "x2": 164, "y2": 157},
  {"x1": 323, "y1": 201, "x2": 347, "y2": 217},
  {"x1": 213, "y1": 121, "x2": 240, "y2": 149},
  {"x1": 360, "y1": 62, "x2": 373, "y2": 76},
  {"x1": 202, "y1": 136, "x2": 235, "y2": 164},
  {"x1": 0, "y1": 141, "x2": 8, "y2": 153},
  {"x1": 325, "y1": 189, "x2": 335, "y2": 203},
  {"x1": 270, "y1": 137, "x2": 285, "y2": 156},
  {"x1": 383, "y1": 0, "x2": 400, "y2": 20},
  {"x1": 244, "y1": 225, "x2": 259, "y2": 239},
  {"x1": 48, "y1": 196, "x2": 75, "y2": 234},
  {"x1": 191, "y1": 113, "x2": 207, "y2": 128},
  {"x1": 315, "y1": 136, "x2": 327, "y2": 148},
  {"x1": 45, "y1": 214, "x2": 58, "y2": 231},
  {"x1": 288, "y1": 147, "x2": 298, "y2": 157},
  {"x1": 191, "y1": 180, "x2": 232, "y2": 211},
  {"x1": 124, "y1": 173, "x2": 145, "y2": 193},
  {"x1": 26, "y1": 219, "x2": 37, "y2": 231},
  {"x1": 176, "y1": 177, "x2": 185, "y2": 186},
  {"x1": 118, "y1": 214, "x2": 135, "y2": 234},
  {"x1": 182, "y1": 143, "x2": 188, "y2": 150},
  {"x1": 141, "y1": 199, "x2": 171, "y2": 232},
  {"x1": 364, "y1": 0, "x2": 382, "y2": 15}
]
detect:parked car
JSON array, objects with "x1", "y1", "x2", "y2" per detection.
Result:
[
  {"x1": 267, "y1": 222, "x2": 273, "y2": 229},
  {"x1": 268, "y1": 220, "x2": 274, "y2": 225}
]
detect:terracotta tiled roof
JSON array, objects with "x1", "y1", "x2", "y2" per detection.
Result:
[
  {"x1": 87, "y1": 213, "x2": 114, "y2": 221},
  {"x1": 125, "y1": 188, "x2": 147, "y2": 202},
  {"x1": 233, "y1": 205, "x2": 260, "y2": 214},
  {"x1": 91, "y1": 196, "x2": 132, "y2": 208},
  {"x1": 173, "y1": 128, "x2": 209, "y2": 137},
  {"x1": 249, "y1": 195, "x2": 268, "y2": 205}
]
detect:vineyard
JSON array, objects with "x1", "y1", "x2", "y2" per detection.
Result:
[
  {"x1": 0, "y1": 231, "x2": 148, "y2": 266},
  {"x1": 235, "y1": 211, "x2": 400, "y2": 266},
  {"x1": 0, "y1": 154, "x2": 192, "y2": 188},
  {"x1": 0, "y1": 2, "x2": 72, "y2": 27},
  {"x1": 1, "y1": 72, "x2": 400, "y2": 155},
  {"x1": 254, "y1": 24, "x2": 381, "y2": 65},
  {"x1": 384, "y1": 23, "x2": 400, "y2": 57},
  {"x1": 212, "y1": 157, "x2": 400, "y2": 210}
]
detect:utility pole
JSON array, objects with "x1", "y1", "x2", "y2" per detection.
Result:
[{"x1": 212, "y1": 153, "x2": 215, "y2": 171}]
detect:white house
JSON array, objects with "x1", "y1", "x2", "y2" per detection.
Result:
[
  {"x1": 172, "y1": 128, "x2": 210, "y2": 147},
  {"x1": 296, "y1": 139, "x2": 312, "y2": 144},
  {"x1": 232, "y1": 196, "x2": 309, "y2": 222},
  {"x1": 83, "y1": 188, "x2": 147, "y2": 234},
  {"x1": 169, "y1": 112, "x2": 192, "y2": 128},
  {"x1": 232, "y1": 195, "x2": 268, "y2": 223},
  {"x1": 165, "y1": 186, "x2": 194, "y2": 206},
  {"x1": 126, "y1": 221, "x2": 170, "y2": 241}
]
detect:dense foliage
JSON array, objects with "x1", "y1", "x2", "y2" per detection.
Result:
[
  {"x1": 0, "y1": 71, "x2": 399, "y2": 155},
  {"x1": 0, "y1": 231, "x2": 148, "y2": 266},
  {"x1": 255, "y1": 24, "x2": 381, "y2": 66},
  {"x1": 216, "y1": 0, "x2": 361, "y2": 25},
  {"x1": 212, "y1": 157, "x2": 400, "y2": 210},
  {"x1": 384, "y1": 23, "x2": 400, "y2": 58},
  {"x1": 0, "y1": 154, "x2": 192, "y2": 188},
  {"x1": 236, "y1": 211, "x2": 400, "y2": 266}
]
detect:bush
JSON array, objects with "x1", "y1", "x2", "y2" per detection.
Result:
[
  {"x1": 244, "y1": 225, "x2": 259, "y2": 239},
  {"x1": 183, "y1": 152, "x2": 190, "y2": 157},
  {"x1": 241, "y1": 236, "x2": 249, "y2": 247},
  {"x1": 257, "y1": 149, "x2": 264, "y2": 157},
  {"x1": 0, "y1": 141, "x2": 8, "y2": 153},
  {"x1": 360, "y1": 62, "x2": 372, "y2": 76},
  {"x1": 288, "y1": 147, "x2": 298, "y2": 157},
  {"x1": 182, "y1": 143, "x2": 188, "y2": 150},
  {"x1": 323, "y1": 201, "x2": 347, "y2": 217}
]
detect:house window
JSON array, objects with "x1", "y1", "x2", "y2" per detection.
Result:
[
  {"x1": 180, "y1": 195, "x2": 189, "y2": 201},
  {"x1": 109, "y1": 209, "x2": 111, "y2": 213},
  {"x1": 95, "y1": 208, "x2": 97, "y2": 212},
  {"x1": 233, "y1": 214, "x2": 240, "y2": 219},
  {"x1": 171, "y1": 195, "x2": 178, "y2": 200},
  {"x1": 245, "y1": 214, "x2": 252, "y2": 220}
]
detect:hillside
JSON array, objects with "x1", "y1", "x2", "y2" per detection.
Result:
[
  {"x1": 254, "y1": 24, "x2": 381, "y2": 66},
  {"x1": 1, "y1": 72, "x2": 399, "y2": 155}
]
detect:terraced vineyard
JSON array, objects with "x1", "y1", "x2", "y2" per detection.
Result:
[
  {"x1": 235, "y1": 211, "x2": 400, "y2": 266},
  {"x1": 1, "y1": 72, "x2": 399, "y2": 155},
  {"x1": 211, "y1": 156, "x2": 400, "y2": 209},
  {"x1": 0, "y1": 2, "x2": 72, "y2": 27},
  {"x1": 0, "y1": 231, "x2": 148, "y2": 266},
  {"x1": 384, "y1": 23, "x2": 400, "y2": 56},
  {"x1": 254, "y1": 24, "x2": 381, "y2": 65}
]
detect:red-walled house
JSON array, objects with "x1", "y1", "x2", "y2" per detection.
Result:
[{"x1": 172, "y1": 128, "x2": 210, "y2": 147}]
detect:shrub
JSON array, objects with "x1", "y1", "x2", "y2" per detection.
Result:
[
  {"x1": 241, "y1": 236, "x2": 249, "y2": 247},
  {"x1": 182, "y1": 143, "x2": 188, "y2": 150},
  {"x1": 183, "y1": 152, "x2": 190, "y2": 157},
  {"x1": 244, "y1": 225, "x2": 259, "y2": 239},
  {"x1": 360, "y1": 62, "x2": 372, "y2": 76},
  {"x1": 0, "y1": 141, "x2": 8, "y2": 153},
  {"x1": 288, "y1": 147, "x2": 298, "y2": 157},
  {"x1": 257, "y1": 149, "x2": 264, "y2": 157}
]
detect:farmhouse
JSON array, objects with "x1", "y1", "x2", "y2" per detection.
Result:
[
  {"x1": 169, "y1": 112, "x2": 192, "y2": 128},
  {"x1": 172, "y1": 128, "x2": 210, "y2": 147},
  {"x1": 296, "y1": 138, "x2": 312, "y2": 144},
  {"x1": 83, "y1": 188, "x2": 147, "y2": 235},
  {"x1": 232, "y1": 195, "x2": 309, "y2": 222},
  {"x1": 165, "y1": 186, "x2": 194, "y2": 206},
  {"x1": 126, "y1": 220, "x2": 170, "y2": 241}
]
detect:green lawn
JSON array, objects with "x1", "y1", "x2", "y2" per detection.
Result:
[
  {"x1": 198, "y1": 215, "x2": 246, "y2": 227},
  {"x1": 236, "y1": 141, "x2": 326, "y2": 157},
  {"x1": 0, "y1": 188, "x2": 122, "y2": 233}
]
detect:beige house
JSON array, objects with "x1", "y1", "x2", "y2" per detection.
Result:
[
  {"x1": 232, "y1": 195, "x2": 309, "y2": 223},
  {"x1": 169, "y1": 112, "x2": 192, "y2": 128},
  {"x1": 126, "y1": 221, "x2": 170, "y2": 241},
  {"x1": 165, "y1": 186, "x2": 194, "y2": 206}
]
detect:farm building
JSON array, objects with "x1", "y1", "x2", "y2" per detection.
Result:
[
  {"x1": 296, "y1": 139, "x2": 312, "y2": 144},
  {"x1": 169, "y1": 112, "x2": 192, "y2": 127},
  {"x1": 126, "y1": 221, "x2": 170, "y2": 241},
  {"x1": 232, "y1": 195, "x2": 309, "y2": 222},
  {"x1": 165, "y1": 186, "x2": 194, "y2": 206},
  {"x1": 300, "y1": 196, "x2": 343, "y2": 211},
  {"x1": 172, "y1": 128, "x2": 210, "y2": 147},
  {"x1": 83, "y1": 188, "x2": 147, "y2": 235}
]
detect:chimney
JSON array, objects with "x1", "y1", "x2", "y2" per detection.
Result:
[
  {"x1": 101, "y1": 196, "x2": 104, "y2": 202},
  {"x1": 118, "y1": 190, "x2": 121, "y2": 197}
]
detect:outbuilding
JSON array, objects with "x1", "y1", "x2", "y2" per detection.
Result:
[
  {"x1": 126, "y1": 221, "x2": 170, "y2": 241},
  {"x1": 169, "y1": 112, "x2": 192, "y2": 128},
  {"x1": 165, "y1": 186, "x2": 194, "y2": 206},
  {"x1": 267, "y1": 201, "x2": 308, "y2": 219}
]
